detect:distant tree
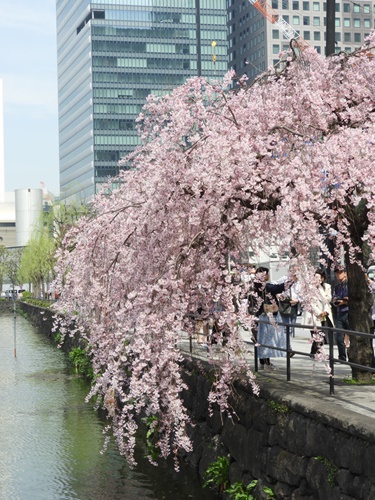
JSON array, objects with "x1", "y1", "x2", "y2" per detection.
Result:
[
  {"x1": 54, "y1": 35, "x2": 375, "y2": 466},
  {"x1": 5, "y1": 248, "x2": 23, "y2": 291},
  {"x1": 19, "y1": 232, "x2": 55, "y2": 298},
  {"x1": 19, "y1": 201, "x2": 90, "y2": 297},
  {"x1": 0, "y1": 245, "x2": 9, "y2": 292}
]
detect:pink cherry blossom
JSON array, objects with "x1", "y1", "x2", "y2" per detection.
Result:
[{"x1": 53, "y1": 33, "x2": 375, "y2": 466}]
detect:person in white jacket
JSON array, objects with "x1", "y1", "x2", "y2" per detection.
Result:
[{"x1": 310, "y1": 269, "x2": 334, "y2": 356}]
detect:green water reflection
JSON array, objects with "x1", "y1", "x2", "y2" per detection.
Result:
[{"x1": 0, "y1": 313, "x2": 218, "y2": 500}]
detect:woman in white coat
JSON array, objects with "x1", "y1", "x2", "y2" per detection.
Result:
[{"x1": 310, "y1": 269, "x2": 334, "y2": 356}]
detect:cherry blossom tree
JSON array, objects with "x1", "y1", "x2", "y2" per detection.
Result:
[{"x1": 53, "y1": 33, "x2": 375, "y2": 466}]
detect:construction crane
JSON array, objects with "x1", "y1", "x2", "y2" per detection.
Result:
[{"x1": 248, "y1": 0, "x2": 309, "y2": 50}]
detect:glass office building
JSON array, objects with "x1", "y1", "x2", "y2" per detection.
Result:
[
  {"x1": 56, "y1": 0, "x2": 228, "y2": 202},
  {"x1": 228, "y1": 0, "x2": 375, "y2": 84}
]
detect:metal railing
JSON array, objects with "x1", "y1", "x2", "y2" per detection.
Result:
[
  {"x1": 254, "y1": 318, "x2": 375, "y2": 395},
  {"x1": 186, "y1": 314, "x2": 375, "y2": 396}
]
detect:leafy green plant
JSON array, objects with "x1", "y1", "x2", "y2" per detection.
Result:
[
  {"x1": 226, "y1": 480, "x2": 275, "y2": 500},
  {"x1": 268, "y1": 400, "x2": 291, "y2": 414},
  {"x1": 53, "y1": 331, "x2": 62, "y2": 344},
  {"x1": 68, "y1": 347, "x2": 93, "y2": 379},
  {"x1": 141, "y1": 415, "x2": 160, "y2": 461},
  {"x1": 226, "y1": 480, "x2": 257, "y2": 500},
  {"x1": 314, "y1": 456, "x2": 338, "y2": 487},
  {"x1": 203, "y1": 456, "x2": 230, "y2": 493},
  {"x1": 263, "y1": 486, "x2": 275, "y2": 498},
  {"x1": 22, "y1": 298, "x2": 52, "y2": 308}
]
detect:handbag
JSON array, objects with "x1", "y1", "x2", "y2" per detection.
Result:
[
  {"x1": 264, "y1": 302, "x2": 279, "y2": 314},
  {"x1": 278, "y1": 299, "x2": 292, "y2": 316}
]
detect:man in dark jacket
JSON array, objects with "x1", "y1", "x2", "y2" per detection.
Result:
[{"x1": 333, "y1": 266, "x2": 349, "y2": 361}]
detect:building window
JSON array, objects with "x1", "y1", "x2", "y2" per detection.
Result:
[
  {"x1": 303, "y1": 16, "x2": 310, "y2": 25},
  {"x1": 272, "y1": 0, "x2": 278, "y2": 8},
  {"x1": 293, "y1": 16, "x2": 300, "y2": 25},
  {"x1": 343, "y1": 18, "x2": 350, "y2": 28},
  {"x1": 313, "y1": 16, "x2": 320, "y2": 25},
  {"x1": 273, "y1": 44, "x2": 279, "y2": 54},
  {"x1": 335, "y1": 32, "x2": 341, "y2": 42},
  {"x1": 314, "y1": 31, "x2": 321, "y2": 41},
  {"x1": 353, "y1": 19, "x2": 361, "y2": 28},
  {"x1": 344, "y1": 32, "x2": 351, "y2": 42},
  {"x1": 335, "y1": 18, "x2": 341, "y2": 27},
  {"x1": 292, "y1": 1, "x2": 299, "y2": 10},
  {"x1": 272, "y1": 29, "x2": 279, "y2": 38},
  {"x1": 303, "y1": 1, "x2": 309, "y2": 10},
  {"x1": 364, "y1": 19, "x2": 371, "y2": 29},
  {"x1": 303, "y1": 31, "x2": 310, "y2": 40},
  {"x1": 343, "y1": 3, "x2": 350, "y2": 13},
  {"x1": 314, "y1": 46, "x2": 321, "y2": 53},
  {"x1": 353, "y1": 4, "x2": 360, "y2": 13},
  {"x1": 313, "y1": 1, "x2": 319, "y2": 10},
  {"x1": 354, "y1": 33, "x2": 361, "y2": 43},
  {"x1": 282, "y1": 0, "x2": 289, "y2": 8},
  {"x1": 335, "y1": 3, "x2": 340, "y2": 12},
  {"x1": 363, "y1": 4, "x2": 370, "y2": 14},
  {"x1": 283, "y1": 15, "x2": 289, "y2": 23}
]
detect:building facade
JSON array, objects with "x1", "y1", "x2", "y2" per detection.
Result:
[
  {"x1": 56, "y1": 0, "x2": 228, "y2": 202},
  {"x1": 228, "y1": 0, "x2": 375, "y2": 82}
]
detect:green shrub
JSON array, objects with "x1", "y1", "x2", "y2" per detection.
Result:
[
  {"x1": 22, "y1": 297, "x2": 51, "y2": 308},
  {"x1": 141, "y1": 415, "x2": 160, "y2": 461},
  {"x1": 68, "y1": 347, "x2": 94, "y2": 380},
  {"x1": 203, "y1": 456, "x2": 230, "y2": 493}
]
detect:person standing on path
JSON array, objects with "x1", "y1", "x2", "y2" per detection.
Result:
[
  {"x1": 310, "y1": 269, "x2": 334, "y2": 356},
  {"x1": 278, "y1": 268, "x2": 302, "y2": 353},
  {"x1": 253, "y1": 267, "x2": 288, "y2": 370},
  {"x1": 333, "y1": 266, "x2": 349, "y2": 361}
]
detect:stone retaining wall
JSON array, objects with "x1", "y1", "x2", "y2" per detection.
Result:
[
  {"x1": 18, "y1": 301, "x2": 80, "y2": 352},
  {"x1": 181, "y1": 358, "x2": 375, "y2": 500},
  {"x1": 17, "y1": 302, "x2": 375, "y2": 499}
]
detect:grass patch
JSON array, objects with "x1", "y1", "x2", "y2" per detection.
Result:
[{"x1": 342, "y1": 376, "x2": 375, "y2": 385}]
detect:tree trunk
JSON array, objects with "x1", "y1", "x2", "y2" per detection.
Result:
[{"x1": 346, "y1": 260, "x2": 373, "y2": 382}]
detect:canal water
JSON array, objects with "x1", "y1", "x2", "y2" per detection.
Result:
[{"x1": 0, "y1": 312, "x2": 219, "y2": 500}]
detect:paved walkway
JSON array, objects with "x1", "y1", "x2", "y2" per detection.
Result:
[{"x1": 178, "y1": 326, "x2": 375, "y2": 436}]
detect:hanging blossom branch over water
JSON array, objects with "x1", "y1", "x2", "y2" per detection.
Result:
[{"x1": 53, "y1": 32, "x2": 375, "y2": 466}]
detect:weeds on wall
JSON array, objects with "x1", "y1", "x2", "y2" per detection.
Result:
[
  {"x1": 68, "y1": 347, "x2": 94, "y2": 380},
  {"x1": 204, "y1": 456, "x2": 275, "y2": 499},
  {"x1": 314, "y1": 456, "x2": 338, "y2": 488}
]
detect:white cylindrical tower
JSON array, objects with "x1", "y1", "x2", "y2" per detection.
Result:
[{"x1": 15, "y1": 189, "x2": 43, "y2": 246}]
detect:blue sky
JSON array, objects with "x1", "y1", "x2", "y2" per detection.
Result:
[{"x1": 0, "y1": 0, "x2": 60, "y2": 196}]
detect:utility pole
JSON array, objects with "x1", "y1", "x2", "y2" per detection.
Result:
[
  {"x1": 326, "y1": 0, "x2": 336, "y2": 56},
  {"x1": 325, "y1": 0, "x2": 336, "y2": 276}
]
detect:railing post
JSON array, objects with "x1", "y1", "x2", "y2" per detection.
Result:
[
  {"x1": 286, "y1": 324, "x2": 291, "y2": 381},
  {"x1": 328, "y1": 328, "x2": 335, "y2": 395}
]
